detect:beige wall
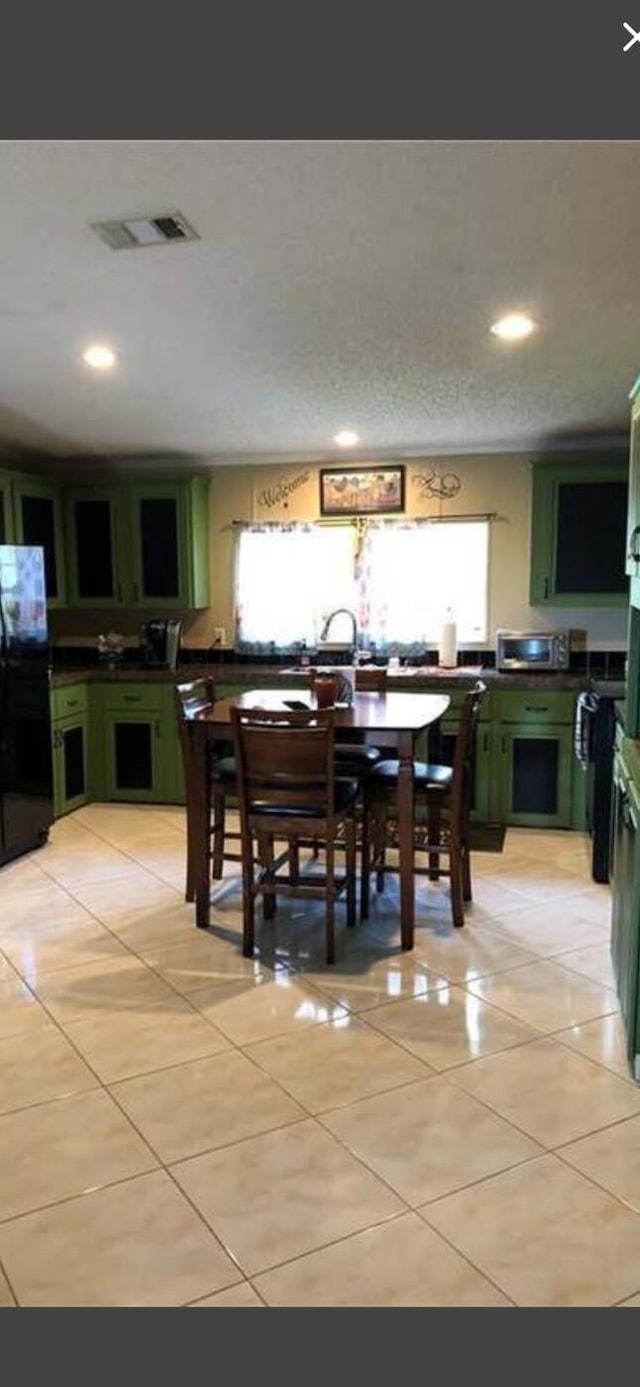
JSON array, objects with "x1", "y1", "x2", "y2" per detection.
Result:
[{"x1": 51, "y1": 451, "x2": 630, "y2": 651}]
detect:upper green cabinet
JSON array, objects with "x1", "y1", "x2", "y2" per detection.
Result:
[
  {"x1": 0, "y1": 471, "x2": 15, "y2": 544},
  {"x1": 626, "y1": 378, "x2": 640, "y2": 583},
  {"x1": 530, "y1": 457, "x2": 629, "y2": 607},
  {"x1": 12, "y1": 475, "x2": 66, "y2": 607},
  {"x1": 128, "y1": 478, "x2": 209, "y2": 608},
  {"x1": 65, "y1": 475, "x2": 210, "y2": 610},
  {"x1": 65, "y1": 485, "x2": 126, "y2": 607}
]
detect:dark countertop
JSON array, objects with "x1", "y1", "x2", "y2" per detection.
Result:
[{"x1": 49, "y1": 662, "x2": 606, "y2": 693}]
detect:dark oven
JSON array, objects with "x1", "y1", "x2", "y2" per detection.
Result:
[{"x1": 574, "y1": 682, "x2": 625, "y2": 883}]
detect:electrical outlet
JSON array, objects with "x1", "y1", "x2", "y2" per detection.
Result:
[{"x1": 213, "y1": 627, "x2": 227, "y2": 646}]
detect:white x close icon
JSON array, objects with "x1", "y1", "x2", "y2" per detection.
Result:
[{"x1": 623, "y1": 21, "x2": 640, "y2": 49}]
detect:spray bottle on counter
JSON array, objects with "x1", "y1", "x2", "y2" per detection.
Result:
[{"x1": 438, "y1": 607, "x2": 458, "y2": 668}]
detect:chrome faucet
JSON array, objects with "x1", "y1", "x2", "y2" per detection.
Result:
[{"x1": 319, "y1": 607, "x2": 358, "y2": 654}]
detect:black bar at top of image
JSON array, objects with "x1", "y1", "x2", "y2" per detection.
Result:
[{"x1": 2, "y1": 3, "x2": 640, "y2": 139}]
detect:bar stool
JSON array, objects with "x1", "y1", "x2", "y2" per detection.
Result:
[{"x1": 174, "y1": 678, "x2": 241, "y2": 902}]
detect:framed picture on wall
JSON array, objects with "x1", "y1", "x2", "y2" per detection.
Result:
[{"x1": 319, "y1": 465, "x2": 405, "y2": 516}]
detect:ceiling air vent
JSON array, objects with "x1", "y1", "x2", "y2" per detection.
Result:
[{"x1": 91, "y1": 211, "x2": 199, "y2": 250}]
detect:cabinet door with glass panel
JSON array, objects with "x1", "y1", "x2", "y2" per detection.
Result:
[
  {"x1": 52, "y1": 714, "x2": 89, "y2": 817},
  {"x1": 0, "y1": 471, "x2": 16, "y2": 544},
  {"x1": 12, "y1": 476, "x2": 66, "y2": 607},
  {"x1": 530, "y1": 457, "x2": 629, "y2": 607},
  {"x1": 65, "y1": 485, "x2": 127, "y2": 607},
  {"x1": 626, "y1": 377, "x2": 640, "y2": 585},
  {"x1": 492, "y1": 691, "x2": 575, "y2": 828},
  {"x1": 127, "y1": 478, "x2": 209, "y2": 609}
]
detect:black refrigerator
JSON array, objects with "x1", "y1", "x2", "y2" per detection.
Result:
[{"x1": 0, "y1": 545, "x2": 53, "y2": 865}]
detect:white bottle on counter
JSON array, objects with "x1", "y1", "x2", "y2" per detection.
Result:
[{"x1": 438, "y1": 610, "x2": 457, "y2": 668}]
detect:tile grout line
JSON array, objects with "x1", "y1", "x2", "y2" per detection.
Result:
[{"x1": 0, "y1": 811, "x2": 632, "y2": 1305}]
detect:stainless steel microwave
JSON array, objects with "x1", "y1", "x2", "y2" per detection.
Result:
[{"x1": 496, "y1": 629, "x2": 570, "y2": 672}]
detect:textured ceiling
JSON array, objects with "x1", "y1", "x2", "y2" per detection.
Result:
[{"x1": 0, "y1": 140, "x2": 638, "y2": 467}]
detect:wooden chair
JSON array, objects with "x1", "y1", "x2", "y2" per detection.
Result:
[
  {"x1": 230, "y1": 705, "x2": 358, "y2": 964},
  {"x1": 355, "y1": 666, "x2": 388, "y2": 693},
  {"x1": 333, "y1": 665, "x2": 387, "y2": 775},
  {"x1": 363, "y1": 680, "x2": 487, "y2": 928},
  {"x1": 174, "y1": 678, "x2": 241, "y2": 902}
]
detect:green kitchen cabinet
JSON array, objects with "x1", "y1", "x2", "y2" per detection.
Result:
[
  {"x1": 127, "y1": 477, "x2": 210, "y2": 609},
  {"x1": 52, "y1": 715, "x2": 89, "y2": 817},
  {"x1": 12, "y1": 475, "x2": 66, "y2": 607},
  {"x1": 610, "y1": 742, "x2": 640, "y2": 1079},
  {"x1": 626, "y1": 377, "x2": 640, "y2": 582},
  {"x1": 95, "y1": 683, "x2": 182, "y2": 804},
  {"x1": 65, "y1": 485, "x2": 127, "y2": 607},
  {"x1": 64, "y1": 475, "x2": 209, "y2": 610},
  {"x1": 50, "y1": 683, "x2": 90, "y2": 818},
  {"x1": 492, "y1": 690, "x2": 576, "y2": 828},
  {"x1": 0, "y1": 471, "x2": 16, "y2": 543},
  {"x1": 103, "y1": 710, "x2": 164, "y2": 802},
  {"x1": 530, "y1": 457, "x2": 629, "y2": 607}
]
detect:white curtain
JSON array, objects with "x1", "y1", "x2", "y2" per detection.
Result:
[
  {"x1": 359, "y1": 520, "x2": 489, "y2": 647},
  {"x1": 235, "y1": 524, "x2": 356, "y2": 647}
]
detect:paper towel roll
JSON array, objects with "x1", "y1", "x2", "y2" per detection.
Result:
[{"x1": 439, "y1": 621, "x2": 457, "y2": 668}]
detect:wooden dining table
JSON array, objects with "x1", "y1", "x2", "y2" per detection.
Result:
[{"x1": 187, "y1": 687, "x2": 450, "y2": 949}]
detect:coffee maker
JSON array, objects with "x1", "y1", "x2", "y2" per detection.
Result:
[{"x1": 139, "y1": 619, "x2": 181, "y2": 670}]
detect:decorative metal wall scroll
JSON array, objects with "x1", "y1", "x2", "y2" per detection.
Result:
[{"x1": 412, "y1": 469, "x2": 462, "y2": 501}]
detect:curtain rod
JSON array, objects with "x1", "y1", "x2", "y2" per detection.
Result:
[{"x1": 230, "y1": 513, "x2": 499, "y2": 527}]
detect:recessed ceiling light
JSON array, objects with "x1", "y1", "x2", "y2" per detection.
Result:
[
  {"x1": 82, "y1": 344, "x2": 117, "y2": 371},
  {"x1": 490, "y1": 313, "x2": 536, "y2": 342},
  {"x1": 334, "y1": 430, "x2": 359, "y2": 447}
]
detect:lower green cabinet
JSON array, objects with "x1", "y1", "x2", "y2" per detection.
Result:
[
  {"x1": 490, "y1": 690, "x2": 577, "y2": 829},
  {"x1": 52, "y1": 680, "x2": 184, "y2": 814},
  {"x1": 51, "y1": 682, "x2": 90, "y2": 818},
  {"x1": 494, "y1": 721, "x2": 574, "y2": 827},
  {"x1": 52, "y1": 714, "x2": 89, "y2": 817},
  {"x1": 97, "y1": 684, "x2": 182, "y2": 805},
  {"x1": 103, "y1": 710, "x2": 164, "y2": 802}
]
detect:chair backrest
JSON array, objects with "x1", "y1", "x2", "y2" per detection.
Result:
[
  {"x1": 355, "y1": 667, "x2": 387, "y2": 693},
  {"x1": 450, "y1": 680, "x2": 487, "y2": 816},
  {"x1": 174, "y1": 677, "x2": 218, "y2": 786},
  {"x1": 174, "y1": 677, "x2": 217, "y2": 726},
  {"x1": 231, "y1": 706, "x2": 336, "y2": 823}
]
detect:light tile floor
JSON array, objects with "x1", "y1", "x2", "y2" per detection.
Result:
[{"x1": 1, "y1": 807, "x2": 639, "y2": 1306}]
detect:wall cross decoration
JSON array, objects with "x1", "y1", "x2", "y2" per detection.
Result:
[{"x1": 412, "y1": 468, "x2": 462, "y2": 500}]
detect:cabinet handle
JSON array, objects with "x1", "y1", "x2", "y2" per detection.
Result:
[
  {"x1": 123, "y1": 694, "x2": 142, "y2": 703},
  {"x1": 133, "y1": 582, "x2": 139, "y2": 601},
  {"x1": 544, "y1": 577, "x2": 549, "y2": 599},
  {"x1": 483, "y1": 731, "x2": 488, "y2": 752},
  {"x1": 525, "y1": 705, "x2": 548, "y2": 713},
  {"x1": 501, "y1": 735, "x2": 506, "y2": 753},
  {"x1": 67, "y1": 699, "x2": 78, "y2": 708}
]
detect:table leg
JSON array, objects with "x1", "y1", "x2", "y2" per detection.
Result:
[
  {"x1": 192, "y1": 726, "x2": 211, "y2": 929},
  {"x1": 396, "y1": 730, "x2": 414, "y2": 949}
]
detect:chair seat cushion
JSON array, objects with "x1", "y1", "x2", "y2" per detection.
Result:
[
  {"x1": 334, "y1": 744, "x2": 382, "y2": 778},
  {"x1": 210, "y1": 756, "x2": 237, "y2": 784},
  {"x1": 250, "y1": 778, "x2": 359, "y2": 818},
  {"x1": 372, "y1": 759, "x2": 454, "y2": 789}
]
